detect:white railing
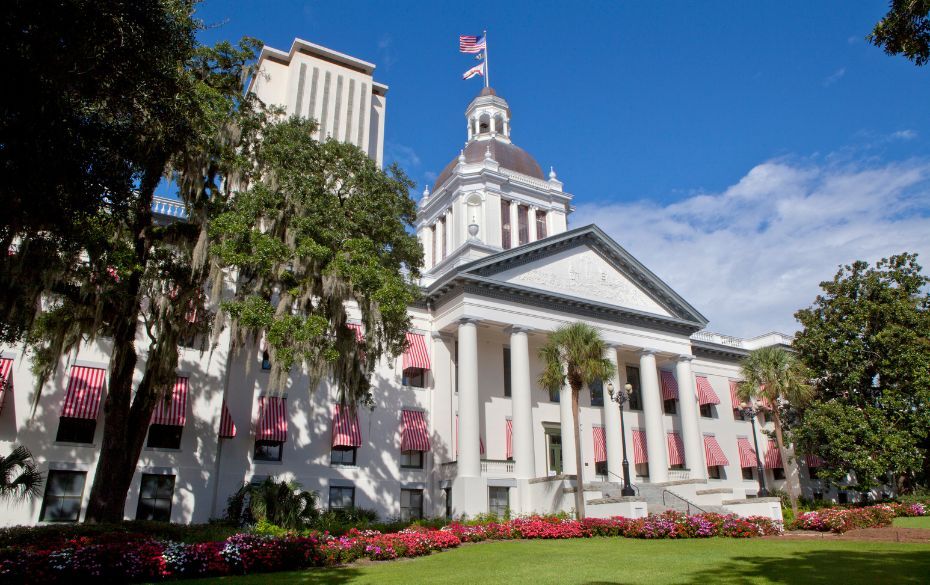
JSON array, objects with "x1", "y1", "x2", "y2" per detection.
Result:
[
  {"x1": 152, "y1": 196, "x2": 189, "y2": 219},
  {"x1": 667, "y1": 469, "x2": 691, "y2": 482},
  {"x1": 693, "y1": 330, "x2": 795, "y2": 349},
  {"x1": 691, "y1": 331, "x2": 745, "y2": 348},
  {"x1": 481, "y1": 459, "x2": 515, "y2": 475},
  {"x1": 500, "y1": 167, "x2": 556, "y2": 192}
]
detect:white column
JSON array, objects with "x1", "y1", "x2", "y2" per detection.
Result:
[
  {"x1": 456, "y1": 319, "x2": 481, "y2": 478},
  {"x1": 528, "y1": 206, "x2": 538, "y2": 243},
  {"x1": 509, "y1": 201, "x2": 519, "y2": 248},
  {"x1": 559, "y1": 380, "x2": 577, "y2": 476},
  {"x1": 423, "y1": 227, "x2": 433, "y2": 269},
  {"x1": 490, "y1": 115, "x2": 497, "y2": 134},
  {"x1": 467, "y1": 120, "x2": 473, "y2": 140},
  {"x1": 676, "y1": 355, "x2": 705, "y2": 480},
  {"x1": 639, "y1": 350, "x2": 668, "y2": 483},
  {"x1": 602, "y1": 347, "x2": 623, "y2": 484},
  {"x1": 509, "y1": 327, "x2": 535, "y2": 480},
  {"x1": 503, "y1": 117, "x2": 510, "y2": 137}
]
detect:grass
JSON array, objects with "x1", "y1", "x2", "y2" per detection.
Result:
[
  {"x1": 180, "y1": 537, "x2": 930, "y2": 585},
  {"x1": 893, "y1": 516, "x2": 930, "y2": 529}
]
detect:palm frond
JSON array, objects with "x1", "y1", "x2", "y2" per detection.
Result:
[{"x1": 0, "y1": 446, "x2": 44, "y2": 501}]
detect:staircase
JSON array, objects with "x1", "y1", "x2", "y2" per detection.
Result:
[{"x1": 626, "y1": 481, "x2": 729, "y2": 515}]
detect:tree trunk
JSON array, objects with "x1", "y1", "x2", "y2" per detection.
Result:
[
  {"x1": 571, "y1": 382, "x2": 585, "y2": 521},
  {"x1": 772, "y1": 409, "x2": 800, "y2": 518}
]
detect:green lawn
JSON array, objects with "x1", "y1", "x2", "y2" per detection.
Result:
[
  {"x1": 893, "y1": 516, "x2": 930, "y2": 529},
  {"x1": 181, "y1": 537, "x2": 930, "y2": 585}
]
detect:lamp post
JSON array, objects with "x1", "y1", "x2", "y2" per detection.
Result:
[
  {"x1": 607, "y1": 380, "x2": 636, "y2": 496},
  {"x1": 741, "y1": 405, "x2": 769, "y2": 497}
]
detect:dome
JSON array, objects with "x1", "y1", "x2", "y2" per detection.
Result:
[{"x1": 433, "y1": 137, "x2": 545, "y2": 191}]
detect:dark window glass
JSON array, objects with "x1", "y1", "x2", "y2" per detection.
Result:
[
  {"x1": 663, "y1": 399, "x2": 678, "y2": 415},
  {"x1": 56, "y1": 417, "x2": 96, "y2": 444},
  {"x1": 444, "y1": 487, "x2": 452, "y2": 519},
  {"x1": 329, "y1": 486, "x2": 355, "y2": 510},
  {"x1": 549, "y1": 387, "x2": 560, "y2": 403},
  {"x1": 808, "y1": 466, "x2": 820, "y2": 480},
  {"x1": 453, "y1": 341, "x2": 459, "y2": 394},
  {"x1": 635, "y1": 463, "x2": 650, "y2": 478},
  {"x1": 699, "y1": 404, "x2": 716, "y2": 418},
  {"x1": 670, "y1": 463, "x2": 685, "y2": 470},
  {"x1": 708, "y1": 465, "x2": 723, "y2": 479},
  {"x1": 136, "y1": 474, "x2": 175, "y2": 522},
  {"x1": 402, "y1": 368, "x2": 425, "y2": 388},
  {"x1": 440, "y1": 216, "x2": 447, "y2": 260},
  {"x1": 503, "y1": 347, "x2": 511, "y2": 397},
  {"x1": 254, "y1": 440, "x2": 283, "y2": 462},
  {"x1": 501, "y1": 199, "x2": 512, "y2": 250},
  {"x1": 595, "y1": 461, "x2": 608, "y2": 476},
  {"x1": 517, "y1": 205, "x2": 529, "y2": 245},
  {"x1": 742, "y1": 467, "x2": 755, "y2": 480},
  {"x1": 772, "y1": 468, "x2": 786, "y2": 480},
  {"x1": 535, "y1": 210, "x2": 547, "y2": 239},
  {"x1": 400, "y1": 488, "x2": 424, "y2": 521},
  {"x1": 261, "y1": 351, "x2": 271, "y2": 371},
  {"x1": 838, "y1": 491, "x2": 848, "y2": 504},
  {"x1": 589, "y1": 379, "x2": 604, "y2": 407},
  {"x1": 40, "y1": 470, "x2": 87, "y2": 522},
  {"x1": 625, "y1": 366, "x2": 643, "y2": 410},
  {"x1": 147, "y1": 424, "x2": 183, "y2": 449},
  {"x1": 488, "y1": 486, "x2": 509, "y2": 516},
  {"x1": 331, "y1": 447, "x2": 357, "y2": 466},
  {"x1": 401, "y1": 450, "x2": 424, "y2": 469}
]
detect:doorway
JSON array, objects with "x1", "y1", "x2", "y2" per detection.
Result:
[{"x1": 546, "y1": 428, "x2": 563, "y2": 475}]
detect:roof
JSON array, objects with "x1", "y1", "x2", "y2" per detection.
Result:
[{"x1": 433, "y1": 137, "x2": 544, "y2": 191}]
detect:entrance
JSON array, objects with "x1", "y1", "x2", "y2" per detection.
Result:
[{"x1": 546, "y1": 429, "x2": 563, "y2": 475}]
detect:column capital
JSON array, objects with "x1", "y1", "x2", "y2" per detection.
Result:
[
  {"x1": 639, "y1": 348, "x2": 658, "y2": 357},
  {"x1": 458, "y1": 317, "x2": 480, "y2": 327},
  {"x1": 505, "y1": 325, "x2": 533, "y2": 335},
  {"x1": 677, "y1": 354, "x2": 695, "y2": 363},
  {"x1": 430, "y1": 331, "x2": 453, "y2": 341}
]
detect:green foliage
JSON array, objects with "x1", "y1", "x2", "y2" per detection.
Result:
[
  {"x1": 0, "y1": 519, "x2": 239, "y2": 548},
  {"x1": 226, "y1": 478, "x2": 320, "y2": 531},
  {"x1": 869, "y1": 0, "x2": 930, "y2": 66},
  {"x1": 793, "y1": 253, "x2": 930, "y2": 491},
  {"x1": 537, "y1": 323, "x2": 615, "y2": 395},
  {"x1": 0, "y1": 446, "x2": 44, "y2": 501},
  {"x1": 209, "y1": 116, "x2": 423, "y2": 404}
]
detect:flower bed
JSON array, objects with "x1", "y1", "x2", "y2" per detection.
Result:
[
  {"x1": 0, "y1": 512, "x2": 781, "y2": 584},
  {"x1": 790, "y1": 503, "x2": 928, "y2": 533}
]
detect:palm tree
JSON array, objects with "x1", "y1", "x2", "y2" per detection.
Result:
[
  {"x1": 738, "y1": 346, "x2": 812, "y2": 517},
  {"x1": 0, "y1": 446, "x2": 44, "y2": 501},
  {"x1": 226, "y1": 477, "x2": 320, "y2": 530},
  {"x1": 539, "y1": 322, "x2": 615, "y2": 520}
]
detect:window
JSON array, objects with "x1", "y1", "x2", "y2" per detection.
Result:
[
  {"x1": 501, "y1": 199, "x2": 512, "y2": 250},
  {"x1": 431, "y1": 224, "x2": 438, "y2": 267},
  {"x1": 400, "y1": 488, "x2": 424, "y2": 521},
  {"x1": 440, "y1": 215, "x2": 447, "y2": 260},
  {"x1": 56, "y1": 417, "x2": 96, "y2": 444},
  {"x1": 254, "y1": 440, "x2": 283, "y2": 462},
  {"x1": 261, "y1": 351, "x2": 271, "y2": 371},
  {"x1": 742, "y1": 467, "x2": 755, "y2": 481},
  {"x1": 635, "y1": 463, "x2": 650, "y2": 479},
  {"x1": 549, "y1": 386, "x2": 560, "y2": 403},
  {"x1": 453, "y1": 341, "x2": 459, "y2": 394},
  {"x1": 625, "y1": 366, "x2": 643, "y2": 410},
  {"x1": 488, "y1": 486, "x2": 509, "y2": 517},
  {"x1": 402, "y1": 368, "x2": 425, "y2": 388},
  {"x1": 40, "y1": 470, "x2": 87, "y2": 522},
  {"x1": 589, "y1": 379, "x2": 604, "y2": 407},
  {"x1": 331, "y1": 447, "x2": 357, "y2": 466},
  {"x1": 502, "y1": 347, "x2": 511, "y2": 397},
  {"x1": 670, "y1": 463, "x2": 685, "y2": 471},
  {"x1": 699, "y1": 404, "x2": 716, "y2": 418},
  {"x1": 401, "y1": 450, "x2": 424, "y2": 469},
  {"x1": 772, "y1": 468, "x2": 786, "y2": 480},
  {"x1": 838, "y1": 491, "x2": 848, "y2": 504},
  {"x1": 517, "y1": 205, "x2": 529, "y2": 245},
  {"x1": 329, "y1": 486, "x2": 355, "y2": 510},
  {"x1": 535, "y1": 210, "x2": 547, "y2": 240},
  {"x1": 136, "y1": 474, "x2": 175, "y2": 522},
  {"x1": 663, "y1": 399, "x2": 677, "y2": 415},
  {"x1": 808, "y1": 466, "x2": 820, "y2": 480},
  {"x1": 708, "y1": 466, "x2": 725, "y2": 480},
  {"x1": 147, "y1": 424, "x2": 182, "y2": 449},
  {"x1": 444, "y1": 487, "x2": 452, "y2": 519},
  {"x1": 595, "y1": 461, "x2": 607, "y2": 476}
]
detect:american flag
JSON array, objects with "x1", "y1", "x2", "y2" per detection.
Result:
[
  {"x1": 463, "y1": 61, "x2": 485, "y2": 80},
  {"x1": 459, "y1": 34, "x2": 486, "y2": 54}
]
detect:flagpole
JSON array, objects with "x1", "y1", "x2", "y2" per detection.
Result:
[{"x1": 484, "y1": 29, "x2": 490, "y2": 88}]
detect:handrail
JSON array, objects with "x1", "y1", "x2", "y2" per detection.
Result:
[
  {"x1": 662, "y1": 489, "x2": 705, "y2": 514},
  {"x1": 607, "y1": 470, "x2": 639, "y2": 495}
]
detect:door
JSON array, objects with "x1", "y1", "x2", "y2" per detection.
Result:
[{"x1": 547, "y1": 431, "x2": 563, "y2": 475}]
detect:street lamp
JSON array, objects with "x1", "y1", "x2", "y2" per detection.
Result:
[
  {"x1": 741, "y1": 404, "x2": 769, "y2": 497},
  {"x1": 607, "y1": 380, "x2": 636, "y2": 497}
]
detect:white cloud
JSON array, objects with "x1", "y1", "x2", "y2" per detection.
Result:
[
  {"x1": 822, "y1": 67, "x2": 846, "y2": 87},
  {"x1": 891, "y1": 129, "x2": 918, "y2": 141},
  {"x1": 572, "y1": 157, "x2": 930, "y2": 337},
  {"x1": 386, "y1": 142, "x2": 420, "y2": 169}
]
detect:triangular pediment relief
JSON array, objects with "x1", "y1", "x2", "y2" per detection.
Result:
[{"x1": 488, "y1": 244, "x2": 673, "y2": 317}]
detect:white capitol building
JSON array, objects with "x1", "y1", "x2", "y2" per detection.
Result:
[{"x1": 1, "y1": 39, "x2": 851, "y2": 526}]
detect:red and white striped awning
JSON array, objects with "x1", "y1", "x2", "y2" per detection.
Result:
[
  {"x1": 593, "y1": 426, "x2": 607, "y2": 463},
  {"x1": 737, "y1": 436, "x2": 758, "y2": 468},
  {"x1": 695, "y1": 376, "x2": 721, "y2": 405},
  {"x1": 667, "y1": 432, "x2": 685, "y2": 466},
  {"x1": 346, "y1": 323, "x2": 364, "y2": 342},
  {"x1": 219, "y1": 402, "x2": 237, "y2": 438},
  {"x1": 402, "y1": 332, "x2": 431, "y2": 371},
  {"x1": 632, "y1": 429, "x2": 648, "y2": 464},
  {"x1": 331, "y1": 404, "x2": 362, "y2": 448},
  {"x1": 402, "y1": 409, "x2": 431, "y2": 452},
  {"x1": 61, "y1": 366, "x2": 107, "y2": 420},
  {"x1": 764, "y1": 439, "x2": 783, "y2": 469},
  {"x1": 454, "y1": 415, "x2": 485, "y2": 456},
  {"x1": 660, "y1": 370, "x2": 678, "y2": 401},
  {"x1": 505, "y1": 418, "x2": 513, "y2": 460},
  {"x1": 151, "y1": 377, "x2": 188, "y2": 427},
  {"x1": 806, "y1": 454, "x2": 823, "y2": 468},
  {"x1": 256, "y1": 396, "x2": 288, "y2": 442},
  {"x1": 0, "y1": 358, "x2": 12, "y2": 413},
  {"x1": 729, "y1": 380, "x2": 745, "y2": 410},
  {"x1": 703, "y1": 434, "x2": 729, "y2": 467}
]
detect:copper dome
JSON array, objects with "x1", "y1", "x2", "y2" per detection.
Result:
[{"x1": 433, "y1": 137, "x2": 545, "y2": 191}]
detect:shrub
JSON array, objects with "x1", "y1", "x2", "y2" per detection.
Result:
[{"x1": 788, "y1": 503, "x2": 928, "y2": 533}]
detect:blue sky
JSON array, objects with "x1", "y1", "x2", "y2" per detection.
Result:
[{"x1": 195, "y1": 1, "x2": 930, "y2": 336}]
